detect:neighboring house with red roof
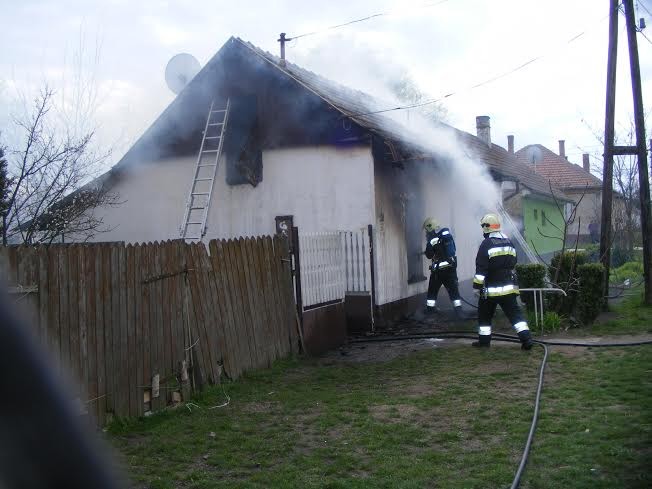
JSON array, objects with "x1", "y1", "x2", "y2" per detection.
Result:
[
  {"x1": 463, "y1": 120, "x2": 572, "y2": 258},
  {"x1": 515, "y1": 141, "x2": 604, "y2": 245}
]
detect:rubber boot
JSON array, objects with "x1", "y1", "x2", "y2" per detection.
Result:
[
  {"x1": 518, "y1": 330, "x2": 533, "y2": 350},
  {"x1": 453, "y1": 306, "x2": 463, "y2": 320},
  {"x1": 472, "y1": 335, "x2": 491, "y2": 348},
  {"x1": 424, "y1": 305, "x2": 438, "y2": 315}
]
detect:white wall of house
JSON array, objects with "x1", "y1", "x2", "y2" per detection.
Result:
[
  {"x1": 372, "y1": 160, "x2": 482, "y2": 306},
  {"x1": 206, "y1": 146, "x2": 375, "y2": 237},
  {"x1": 90, "y1": 145, "x2": 375, "y2": 243},
  {"x1": 88, "y1": 157, "x2": 194, "y2": 243},
  {"x1": 565, "y1": 189, "x2": 601, "y2": 238}
]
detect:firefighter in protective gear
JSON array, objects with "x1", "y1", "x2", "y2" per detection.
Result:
[
  {"x1": 423, "y1": 218, "x2": 463, "y2": 318},
  {"x1": 472, "y1": 213, "x2": 533, "y2": 349}
]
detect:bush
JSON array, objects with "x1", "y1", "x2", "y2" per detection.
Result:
[
  {"x1": 577, "y1": 263, "x2": 605, "y2": 325},
  {"x1": 548, "y1": 251, "x2": 587, "y2": 314},
  {"x1": 583, "y1": 244, "x2": 600, "y2": 263},
  {"x1": 611, "y1": 261, "x2": 643, "y2": 284},
  {"x1": 515, "y1": 263, "x2": 546, "y2": 311}
]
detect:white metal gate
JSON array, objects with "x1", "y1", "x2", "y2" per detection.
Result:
[
  {"x1": 341, "y1": 229, "x2": 372, "y2": 293},
  {"x1": 298, "y1": 229, "x2": 372, "y2": 309}
]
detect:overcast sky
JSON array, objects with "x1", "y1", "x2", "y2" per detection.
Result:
[{"x1": 1, "y1": 0, "x2": 651, "y2": 171}]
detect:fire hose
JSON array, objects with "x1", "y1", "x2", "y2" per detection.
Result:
[{"x1": 348, "y1": 331, "x2": 652, "y2": 489}]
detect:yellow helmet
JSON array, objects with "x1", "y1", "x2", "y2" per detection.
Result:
[
  {"x1": 480, "y1": 213, "x2": 501, "y2": 232},
  {"x1": 423, "y1": 217, "x2": 439, "y2": 233}
]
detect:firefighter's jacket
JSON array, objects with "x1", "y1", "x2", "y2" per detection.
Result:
[
  {"x1": 472, "y1": 231, "x2": 519, "y2": 297},
  {"x1": 425, "y1": 228, "x2": 457, "y2": 271}
]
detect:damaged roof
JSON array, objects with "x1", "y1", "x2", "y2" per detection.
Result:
[
  {"x1": 233, "y1": 38, "x2": 571, "y2": 201},
  {"x1": 108, "y1": 36, "x2": 570, "y2": 201},
  {"x1": 515, "y1": 144, "x2": 603, "y2": 190}
]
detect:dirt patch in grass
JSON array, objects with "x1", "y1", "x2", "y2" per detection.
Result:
[
  {"x1": 242, "y1": 401, "x2": 280, "y2": 414},
  {"x1": 326, "y1": 339, "x2": 441, "y2": 363},
  {"x1": 369, "y1": 403, "x2": 420, "y2": 423},
  {"x1": 386, "y1": 376, "x2": 438, "y2": 398}
]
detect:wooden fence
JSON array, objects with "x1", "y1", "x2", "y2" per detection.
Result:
[{"x1": 0, "y1": 236, "x2": 298, "y2": 425}]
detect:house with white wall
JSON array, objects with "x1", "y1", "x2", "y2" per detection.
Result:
[{"x1": 84, "y1": 37, "x2": 567, "y2": 351}]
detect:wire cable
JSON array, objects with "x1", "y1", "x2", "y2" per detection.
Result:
[
  {"x1": 639, "y1": 29, "x2": 652, "y2": 45},
  {"x1": 337, "y1": 12, "x2": 610, "y2": 119},
  {"x1": 289, "y1": 0, "x2": 452, "y2": 40},
  {"x1": 638, "y1": 0, "x2": 652, "y2": 17}
]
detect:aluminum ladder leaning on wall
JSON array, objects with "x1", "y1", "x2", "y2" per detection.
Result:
[
  {"x1": 180, "y1": 99, "x2": 230, "y2": 241},
  {"x1": 497, "y1": 203, "x2": 542, "y2": 265}
]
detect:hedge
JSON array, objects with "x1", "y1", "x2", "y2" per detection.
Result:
[
  {"x1": 515, "y1": 263, "x2": 546, "y2": 311},
  {"x1": 577, "y1": 263, "x2": 605, "y2": 325},
  {"x1": 548, "y1": 250, "x2": 587, "y2": 314}
]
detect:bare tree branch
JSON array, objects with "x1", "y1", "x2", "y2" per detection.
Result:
[{"x1": 2, "y1": 87, "x2": 118, "y2": 245}]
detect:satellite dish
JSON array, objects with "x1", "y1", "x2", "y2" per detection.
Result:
[
  {"x1": 525, "y1": 146, "x2": 543, "y2": 166},
  {"x1": 165, "y1": 53, "x2": 201, "y2": 94}
]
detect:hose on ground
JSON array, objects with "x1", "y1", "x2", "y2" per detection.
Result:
[{"x1": 348, "y1": 331, "x2": 652, "y2": 488}]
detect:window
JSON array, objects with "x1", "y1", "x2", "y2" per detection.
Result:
[
  {"x1": 534, "y1": 209, "x2": 538, "y2": 221},
  {"x1": 542, "y1": 210, "x2": 547, "y2": 226}
]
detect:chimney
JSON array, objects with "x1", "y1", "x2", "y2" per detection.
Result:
[
  {"x1": 507, "y1": 135, "x2": 514, "y2": 154},
  {"x1": 476, "y1": 116, "x2": 491, "y2": 146},
  {"x1": 278, "y1": 32, "x2": 287, "y2": 67},
  {"x1": 583, "y1": 153, "x2": 590, "y2": 172},
  {"x1": 558, "y1": 140, "x2": 566, "y2": 159}
]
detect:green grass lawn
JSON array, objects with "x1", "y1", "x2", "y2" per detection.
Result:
[
  {"x1": 587, "y1": 289, "x2": 652, "y2": 336},
  {"x1": 109, "y1": 334, "x2": 651, "y2": 489}
]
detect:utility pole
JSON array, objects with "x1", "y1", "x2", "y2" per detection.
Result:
[
  {"x1": 601, "y1": 0, "x2": 652, "y2": 305},
  {"x1": 599, "y1": 0, "x2": 619, "y2": 307},
  {"x1": 623, "y1": 0, "x2": 652, "y2": 304}
]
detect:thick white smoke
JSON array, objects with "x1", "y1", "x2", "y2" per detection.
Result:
[{"x1": 291, "y1": 36, "x2": 503, "y2": 278}]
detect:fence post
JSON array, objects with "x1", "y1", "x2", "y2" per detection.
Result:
[
  {"x1": 368, "y1": 224, "x2": 376, "y2": 331},
  {"x1": 290, "y1": 226, "x2": 303, "y2": 327}
]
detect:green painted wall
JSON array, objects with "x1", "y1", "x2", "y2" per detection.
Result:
[{"x1": 522, "y1": 197, "x2": 564, "y2": 255}]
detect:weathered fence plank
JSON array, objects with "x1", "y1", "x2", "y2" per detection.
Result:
[
  {"x1": 126, "y1": 244, "x2": 137, "y2": 417},
  {"x1": 224, "y1": 239, "x2": 252, "y2": 372},
  {"x1": 68, "y1": 245, "x2": 81, "y2": 401},
  {"x1": 242, "y1": 238, "x2": 265, "y2": 367},
  {"x1": 135, "y1": 244, "x2": 145, "y2": 416},
  {"x1": 184, "y1": 243, "x2": 209, "y2": 386},
  {"x1": 140, "y1": 243, "x2": 152, "y2": 413}
]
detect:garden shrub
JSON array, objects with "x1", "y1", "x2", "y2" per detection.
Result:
[
  {"x1": 548, "y1": 250, "x2": 587, "y2": 314},
  {"x1": 515, "y1": 263, "x2": 546, "y2": 311},
  {"x1": 577, "y1": 263, "x2": 605, "y2": 325},
  {"x1": 611, "y1": 261, "x2": 643, "y2": 284},
  {"x1": 583, "y1": 243, "x2": 600, "y2": 263}
]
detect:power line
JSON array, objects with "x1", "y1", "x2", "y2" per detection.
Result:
[
  {"x1": 289, "y1": 0, "x2": 451, "y2": 40},
  {"x1": 342, "y1": 14, "x2": 610, "y2": 119},
  {"x1": 638, "y1": 0, "x2": 652, "y2": 17},
  {"x1": 639, "y1": 28, "x2": 652, "y2": 44}
]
